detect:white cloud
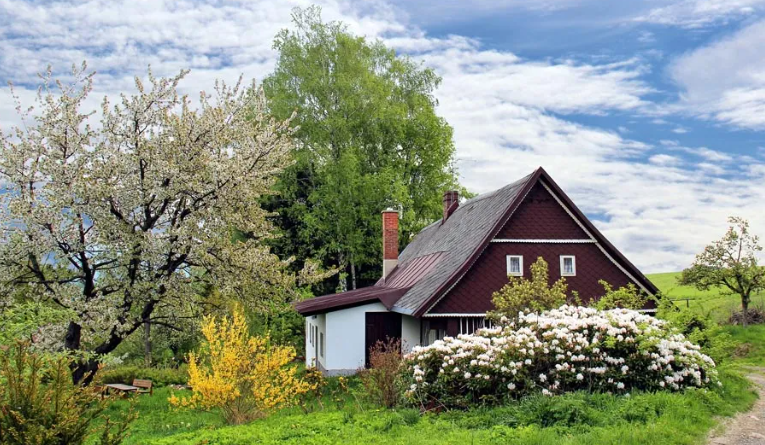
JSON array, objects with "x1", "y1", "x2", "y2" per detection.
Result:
[
  {"x1": 670, "y1": 19, "x2": 765, "y2": 129},
  {"x1": 1, "y1": 0, "x2": 764, "y2": 274},
  {"x1": 636, "y1": 0, "x2": 765, "y2": 27}
]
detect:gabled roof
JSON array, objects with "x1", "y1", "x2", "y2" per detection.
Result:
[{"x1": 294, "y1": 167, "x2": 658, "y2": 317}]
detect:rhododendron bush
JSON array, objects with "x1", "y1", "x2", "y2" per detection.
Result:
[{"x1": 404, "y1": 306, "x2": 718, "y2": 408}]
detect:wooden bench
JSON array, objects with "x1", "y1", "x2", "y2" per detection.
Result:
[{"x1": 132, "y1": 379, "x2": 153, "y2": 396}]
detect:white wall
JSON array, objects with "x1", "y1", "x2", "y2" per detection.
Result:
[
  {"x1": 305, "y1": 305, "x2": 422, "y2": 375},
  {"x1": 401, "y1": 315, "x2": 420, "y2": 352},
  {"x1": 325, "y1": 302, "x2": 387, "y2": 373},
  {"x1": 304, "y1": 313, "x2": 326, "y2": 369}
]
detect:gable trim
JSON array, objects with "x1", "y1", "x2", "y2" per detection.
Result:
[
  {"x1": 491, "y1": 239, "x2": 596, "y2": 244},
  {"x1": 538, "y1": 181, "x2": 653, "y2": 295},
  {"x1": 415, "y1": 170, "x2": 543, "y2": 317},
  {"x1": 422, "y1": 313, "x2": 487, "y2": 317},
  {"x1": 537, "y1": 179, "x2": 658, "y2": 296},
  {"x1": 417, "y1": 168, "x2": 658, "y2": 317}
]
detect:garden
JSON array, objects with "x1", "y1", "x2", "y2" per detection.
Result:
[{"x1": 2, "y1": 8, "x2": 765, "y2": 445}]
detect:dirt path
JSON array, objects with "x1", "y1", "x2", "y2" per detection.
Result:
[{"x1": 708, "y1": 368, "x2": 765, "y2": 445}]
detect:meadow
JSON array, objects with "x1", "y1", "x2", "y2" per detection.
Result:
[{"x1": 98, "y1": 272, "x2": 763, "y2": 445}]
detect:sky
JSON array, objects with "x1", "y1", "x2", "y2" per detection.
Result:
[{"x1": 1, "y1": 0, "x2": 765, "y2": 274}]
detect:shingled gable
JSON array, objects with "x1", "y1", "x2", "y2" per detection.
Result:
[{"x1": 294, "y1": 167, "x2": 658, "y2": 317}]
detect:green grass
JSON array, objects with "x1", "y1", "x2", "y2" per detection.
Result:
[
  {"x1": 106, "y1": 369, "x2": 756, "y2": 445},
  {"x1": 647, "y1": 272, "x2": 765, "y2": 322}
]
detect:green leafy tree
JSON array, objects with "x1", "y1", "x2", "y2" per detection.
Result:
[
  {"x1": 490, "y1": 257, "x2": 569, "y2": 320},
  {"x1": 593, "y1": 281, "x2": 647, "y2": 310},
  {"x1": 263, "y1": 7, "x2": 461, "y2": 292},
  {"x1": 680, "y1": 217, "x2": 765, "y2": 327}
]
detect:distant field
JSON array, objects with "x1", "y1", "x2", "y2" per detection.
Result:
[{"x1": 647, "y1": 272, "x2": 765, "y2": 322}]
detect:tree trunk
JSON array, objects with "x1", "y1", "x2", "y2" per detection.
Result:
[
  {"x1": 742, "y1": 295, "x2": 750, "y2": 328},
  {"x1": 144, "y1": 319, "x2": 152, "y2": 367},
  {"x1": 351, "y1": 260, "x2": 357, "y2": 290}
]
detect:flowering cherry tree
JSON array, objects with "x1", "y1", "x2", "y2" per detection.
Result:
[
  {"x1": 0, "y1": 64, "x2": 306, "y2": 383},
  {"x1": 404, "y1": 306, "x2": 717, "y2": 408}
]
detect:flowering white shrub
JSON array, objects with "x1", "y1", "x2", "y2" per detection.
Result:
[{"x1": 404, "y1": 306, "x2": 718, "y2": 408}]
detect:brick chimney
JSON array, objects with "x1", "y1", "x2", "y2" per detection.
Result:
[
  {"x1": 382, "y1": 209, "x2": 399, "y2": 279},
  {"x1": 442, "y1": 190, "x2": 459, "y2": 222}
]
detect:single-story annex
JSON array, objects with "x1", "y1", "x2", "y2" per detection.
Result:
[{"x1": 294, "y1": 167, "x2": 658, "y2": 375}]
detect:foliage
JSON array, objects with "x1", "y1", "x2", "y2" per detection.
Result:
[
  {"x1": 358, "y1": 338, "x2": 403, "y2": 408},
  {"x1": 655, "y1": 296, "x2": 737, "y2": 365},
  {"x1": 0, "y1": 342, "x2": 134, "y2": 445},
  {"x1": 100, "y1": 366, "x2": 189, "y2": 387},
  {"x1": 0, "y1": 63, "x2": 324, "y2": 383},
  {"x1": 490, "y1": 257, "x2": 570, "y2": 320},
  {"x1": 680, "y1": 217, "x2": 765, "y2": 327},
  {"x1": 404, "y1": 306, "x2": 718, "y2": 409},
  {"x1": 169, "y1": 307, "x2": 311, "y2": 424},
  {"x1": 0, "y1": 302, "x2": 74, "y2": 346},
  {"x1": 593, "y1": 281, "x2": 647, "y2": 310},
  {"x1": 263, "y1": 6, "x2": 461, "y2": 292},
  {"x1": 106, "y1": 370, "x2": 754, "y2": 445}
]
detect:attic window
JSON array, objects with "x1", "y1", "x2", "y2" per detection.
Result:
[
  {"x1": 506, "y1": 255, "x2": 523, "y2": 277},
  {"x1": 560, "y1": 255, "x2": 576, "y2": 276}
]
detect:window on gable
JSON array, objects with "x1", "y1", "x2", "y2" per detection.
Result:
[
  {"x1": 560, "y1": 255, "x2": 576, "y2": 276},
  {"x1": 506, "y1": 255, "x2": 523, "y2": 277}
]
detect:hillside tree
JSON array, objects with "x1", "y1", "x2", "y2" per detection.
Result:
[
  {"x1": 0, "y1": 64, "x2": 314, "y2": 382},
  {"x1": 263, "y1": 7, "x2": 461, "y2": 292},
  {"x1": 680, "y1": 217, "x2": 765, "y2": 327}
]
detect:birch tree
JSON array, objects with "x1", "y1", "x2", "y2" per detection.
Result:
[{"x1": 0, "y1": 64, "x2": 306, "y2": 382}]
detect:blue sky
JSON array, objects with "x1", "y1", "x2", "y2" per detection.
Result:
[{"x1": 2, "y1": 0, "x2": 765, "y2": 273}]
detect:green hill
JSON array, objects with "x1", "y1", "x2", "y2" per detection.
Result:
[{"x1": 646, "y1": 272, "x2": 765, "y2": 322}]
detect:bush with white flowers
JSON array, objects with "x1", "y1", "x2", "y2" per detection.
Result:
[{"x1": 404, "y1": 306, "x2": 718, "y2": 408}]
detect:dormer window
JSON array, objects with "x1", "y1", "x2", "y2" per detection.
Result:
[
  {"x1": 560, "y1": 255, "x2": 576, "y2": 276},
  {"x1": 506, "y1": 255, "x2": 523, "y2": 277}
]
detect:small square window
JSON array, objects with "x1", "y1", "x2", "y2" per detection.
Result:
[
  {"x1": 506, "y1": 255, "x2": 523, "y2": 277},
  {"x1": 560, "y1": 256, "x2": 576, "y2": 276}
]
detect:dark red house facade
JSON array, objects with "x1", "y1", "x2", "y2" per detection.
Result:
[{"x1": 295, "y1": 167, "x2": 658, "y2": 375}]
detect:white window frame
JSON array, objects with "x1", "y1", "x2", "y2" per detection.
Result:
[
  {"x1": 560, "y1": 255, "x2": 576, "y2": 276},
  {"x1": 506, "y1": 255, "x2": 523, "y2": 277},
  {"x1": 320, "y1": 332, "x2": 325, "y2": 357}
]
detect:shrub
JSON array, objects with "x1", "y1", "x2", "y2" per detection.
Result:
[
  {"x1": 593, "y1": 281, "x2": 647, "y2": 310},
  {"x1": 358, "y1": 338, "x2": 403, "y2": 408},
  {"x1": 657, "y1": 299, "x2": 737, "y2": 365},
  {"x1": 100, "y1": 365, "x2": 189, "y2": 387},
  {"x1": 0, "y1": 342, "x2": 134, "y2": 445},
  {"x1": 489, "y1": 257, "x2": 570, "y2": 320},
  {"x1": 404, "y1": 306, "x2": 718, "y2": 409},
  {"x1": 728, "y1": 307, "x2": 765, "y2": 325},
  {"x1": 168, "y1": 307, "x2": 311, "y2": 424}
]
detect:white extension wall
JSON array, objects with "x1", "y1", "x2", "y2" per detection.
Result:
[
  {"x1": 304, "y1": 313, "x2": 326, "y2": 370},
  {"x1": 325, "y1": 302, "x2": 387, "y2": 374},
  {"x1": 305, "y1": 304, "x2": 421, "y2": 375}
]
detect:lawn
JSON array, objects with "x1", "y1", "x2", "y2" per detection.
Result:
[
  {"x1": 105, "y1": 370, "x2": 756, "y2": 445},
  {"x1": 100, "y1": 272, "x2": 764, "y2": 445}
]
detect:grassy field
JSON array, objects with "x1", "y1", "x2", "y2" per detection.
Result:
[
  {"x1": 97, "y1": 272, "x2": 764, "y2": 444},
  {"x1": 104, "y1": 370, "x2": 756, "y2": 445},
  {"x1": 647, "y1": 272, "x2": 765, "y2": 322}
]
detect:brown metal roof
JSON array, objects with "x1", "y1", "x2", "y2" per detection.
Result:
[{"x1": 294, "y1": 286, "x2": 409, "y2": 316}]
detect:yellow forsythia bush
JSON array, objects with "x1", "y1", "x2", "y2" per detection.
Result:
[{"x1": 169, "y1": 307, "x2": 312, "y2": 424}]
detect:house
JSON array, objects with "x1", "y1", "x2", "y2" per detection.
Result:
[{"x1": 294, "y1": 167, "x2": 658, "y2": 375}]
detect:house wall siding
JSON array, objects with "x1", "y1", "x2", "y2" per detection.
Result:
[
  {"x1": 429, "y1": 242, "x2": 636, "y2": 314},
  {"x1": 496, "y1": 183, "x2": 590, "y2": 239}
]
